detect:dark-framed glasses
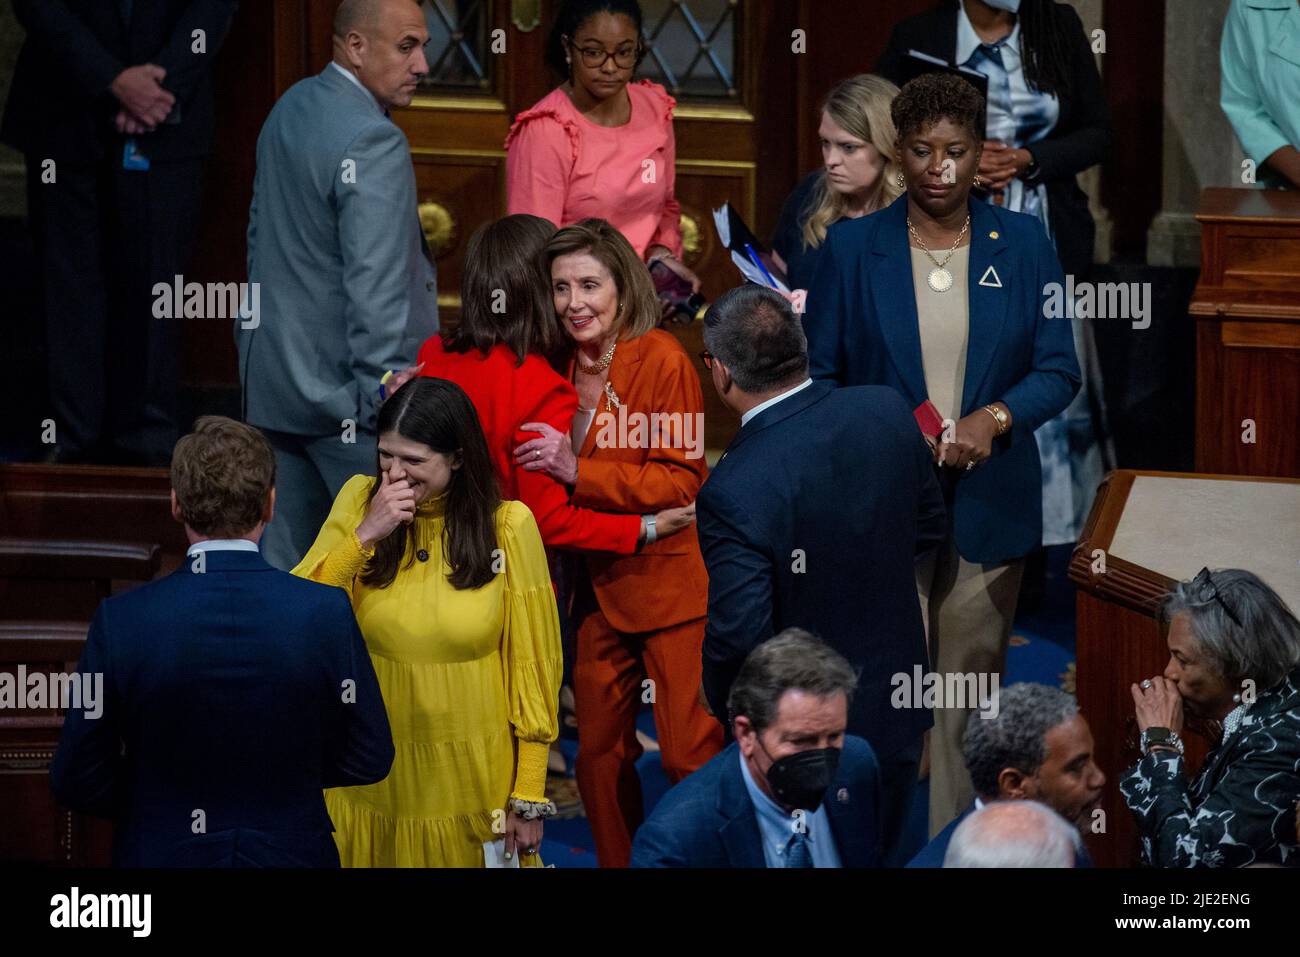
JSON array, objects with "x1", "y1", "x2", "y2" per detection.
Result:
[
  {"x1": 1192, "y1": 566, "x2": 1243, "y2": 629},
  {"x1": 566, "y1": 36, "x2": 641, "y2": 69}
]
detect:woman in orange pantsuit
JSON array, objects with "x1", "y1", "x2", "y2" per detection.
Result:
[{"x1": 514, "y1": 218, "x2": 723, "y2": 866}]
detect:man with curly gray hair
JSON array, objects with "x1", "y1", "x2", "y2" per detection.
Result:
[{"x1": 908, "y1": 682, "x2": 1104, "y2": 867}]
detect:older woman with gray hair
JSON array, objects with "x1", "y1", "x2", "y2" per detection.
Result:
[{"x1": 1121, "y1": 568, "x2": 1300, "y2": 867}]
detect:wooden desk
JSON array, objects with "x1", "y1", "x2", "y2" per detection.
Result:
[
  {"x1": 1190, "y1": 188, "x2": 1300, "y2": 478},
  {"x1": 1070, "y1": 469, "x2": 1300, "y2": 867}
]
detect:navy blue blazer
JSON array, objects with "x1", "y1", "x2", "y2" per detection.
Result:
[
  {"x1": 802, "y1": 194, "x2": 1081, "y2": 564},
  {"x1": 697, "y1": 380, "x2": 946, "y2": 758},
  {"x1": 630, "y1": 738, "x2": 882, "y2": 867},
  {"x1": 50, "y1": 549, "x2": 395, "y2": 867},
  {"x1": 906, "y1": 801, "x2": 1094, "y2": 868},
  {"x1": 907, "y1": 803, "x2": 974, "y2": 868}
]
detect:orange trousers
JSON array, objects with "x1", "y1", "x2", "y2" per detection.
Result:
[{"x1": 573, "y1": 610, "x2": 724, "y2": 867}]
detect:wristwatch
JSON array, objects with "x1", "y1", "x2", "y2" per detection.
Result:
[{"x1": 1140, "y1": 726, "x2": 1185, "y2": 756}]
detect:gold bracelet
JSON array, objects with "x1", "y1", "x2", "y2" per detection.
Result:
[{"x1": 982, "y1": 404, "x2": 1009, "y2": 436}]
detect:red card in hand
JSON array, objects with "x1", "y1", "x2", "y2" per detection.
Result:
[{"x1": 913, "y1": 400, "x2": 944, "y2": 438}]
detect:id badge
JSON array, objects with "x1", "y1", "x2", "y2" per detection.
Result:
[{"x1": 122, "y1": 138, "x2": 151, "y2": 171}]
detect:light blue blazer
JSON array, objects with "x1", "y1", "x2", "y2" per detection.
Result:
[{"x1": 238, "y1": 64, "x2": 437, "y2": 436}]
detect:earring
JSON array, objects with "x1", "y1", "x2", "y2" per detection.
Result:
[
  {"x1": 973, "y1": 173, "x2": 983, "y2": 189},
  {"x1": 895, "y1": 170, "x2": 906, "y2": 189},
  {"x1": 1232, "y1": 692, "x2": 1242, "y2": 704}
]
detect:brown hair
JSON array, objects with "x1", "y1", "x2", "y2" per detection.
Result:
[
  {"x1": 445, "y1": 214, "x2": 561, "y2": 365},
  {"x1": 543, "y1": 218, "x2": 660, "y2": 343},
  {"x1": 170, "y1": 416, "x2": 276, "y2": 537}
]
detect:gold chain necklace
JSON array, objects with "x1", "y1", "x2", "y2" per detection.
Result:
[
  {"x1": 577, "y1": 341, "x2": 616, "y2": 375},
  {"x1": 907, "y1": 214, "x2": 970, "y2": 293}
]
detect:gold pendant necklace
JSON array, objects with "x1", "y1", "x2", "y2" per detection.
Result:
[
  {"x1": 908, "y1": 215, "x2": 970, "y2": 293},
  {"x1": 578, "y1": 341, "x2": 616, "y2": 375}
]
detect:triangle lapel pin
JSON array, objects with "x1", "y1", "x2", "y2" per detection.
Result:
[{"x1": 978, "y1": 264, "x2": 1003, "y2": 288}]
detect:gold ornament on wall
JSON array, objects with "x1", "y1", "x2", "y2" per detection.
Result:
[
  {"x1": 680, "y1": 212, "x2": 702, "y2": 267},
  {"x1": 419, "y1": 200, "x2": 456, "y2": 259},
  {"x1": 511, "y1": 0, "x2": 541, "y2": 32}
]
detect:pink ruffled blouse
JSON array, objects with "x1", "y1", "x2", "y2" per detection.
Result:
[{"x1": 504, "y1": 80, "x2": 682, "y2": 258}]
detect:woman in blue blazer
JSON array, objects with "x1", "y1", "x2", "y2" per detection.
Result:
[{"x1": 801, "y1": 72, "x2": 1080, "y2": 838}]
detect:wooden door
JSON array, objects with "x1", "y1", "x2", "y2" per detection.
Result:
[{"x1": 383, "y1": 0, "x2": 803, "y2": 452}]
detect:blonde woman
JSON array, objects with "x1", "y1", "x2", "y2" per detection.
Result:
[{"x1": 770, "y1": 74, "x2": 903, "y2": 293}]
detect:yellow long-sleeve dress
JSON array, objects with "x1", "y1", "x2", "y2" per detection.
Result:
[{"x1": 293, "y1": 475, "x2": 562, "y2": 867}]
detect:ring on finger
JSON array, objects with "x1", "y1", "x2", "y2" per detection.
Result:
[
  {"x1": 534, "y1": 450, "x2": 541, "y2": 460},
  {"x1": 1141, "y1": 679, "x2": 1152, "y2": 689}
]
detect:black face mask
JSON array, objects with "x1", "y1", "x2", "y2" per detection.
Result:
[{"x1": 757, "y1": 738, "x2": 841, "y2": 812}]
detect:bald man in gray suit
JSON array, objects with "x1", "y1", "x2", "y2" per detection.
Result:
[{"x1": 237, "y1": 0, "x2": 437, "y2": 569}]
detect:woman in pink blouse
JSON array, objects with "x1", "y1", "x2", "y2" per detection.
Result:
[{"x1": 505, "y1": 0, "x2": 701, "y2": 299}]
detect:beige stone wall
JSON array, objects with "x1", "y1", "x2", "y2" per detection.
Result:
[{"x1": 0, "y1": 1, "x2": 26, "y2": 218}]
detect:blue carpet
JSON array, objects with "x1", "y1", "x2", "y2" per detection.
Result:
[{"x1": 544, "y1": 544, "x2": 1078, "y2": 866}]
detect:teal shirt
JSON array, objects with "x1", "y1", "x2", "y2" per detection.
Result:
[{"x1": 1220, "y1": 0, "x2": 1300, "y2": 184}]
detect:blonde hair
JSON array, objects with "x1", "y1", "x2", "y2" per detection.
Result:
[
  {"x1": 801, "y1": 74, "x2": 903, "y2": 251},
  {"x1": 544, "y1": 219, "x2": 660, "y2": 342}
]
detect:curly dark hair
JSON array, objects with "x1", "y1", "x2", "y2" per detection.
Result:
[{"x1": 890, "y1": 71, "x2": 986, "y2": 143}]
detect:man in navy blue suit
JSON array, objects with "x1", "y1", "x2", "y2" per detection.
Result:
[
  {"x1": 695, "y1": 284, "x2": 946, "y2": 866},
  {"x1": 908, "y1": 683, "x2": 1103, "y2": 867},
  {"x1": 50, "y1": 416, "x2": 394, "y2": 866},
  {"x1": 632, "y1": 629, "x2": 881, "y2": 867}
]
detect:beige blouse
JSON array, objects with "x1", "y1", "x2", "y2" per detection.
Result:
[{"x1": 911, "y1": 245, "x2": 971, "y2": 426}]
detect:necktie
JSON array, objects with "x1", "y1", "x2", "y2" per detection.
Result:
[{"x1": 785, "y1": 831, "x2": 813, "y2": 868}]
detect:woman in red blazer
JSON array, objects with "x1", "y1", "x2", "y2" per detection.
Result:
[
  {"x1": 411, "y1": 215, "x2": 694, "y2": 554},
  {"x1": 514, "y1": 218, "x2": 724, "y2": 867}
]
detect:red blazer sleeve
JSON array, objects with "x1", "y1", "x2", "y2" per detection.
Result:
[
  {"x1": 573, "y1": 337, "x2": 706, "y2": 513},
  {"x1": 514, "y1": 372, "x2": 641, "y2": 555}
]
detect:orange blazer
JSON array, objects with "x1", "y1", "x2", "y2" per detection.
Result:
[{"x1": 569, "y1": 329, "x2": 709, "y2": 633}]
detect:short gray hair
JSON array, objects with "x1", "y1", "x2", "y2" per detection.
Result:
[
  {"x1": 962, "y1": 683, "x2": 1078, "y2": 800},
  {"x1": 702, "y1": 284, "x2": 809, "y2": 394},
  {"x1": 727, "y1": 628, "x2": 857, "y2": 733},
  {"x1": 1162, "y1": 568, "x2": 1300, "y2": 690},
  {"x1": 943, "y1": 800, "x2": 1081, "y2": 868}
]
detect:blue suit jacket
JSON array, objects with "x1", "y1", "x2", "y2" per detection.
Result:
[
  {"x1": 630, "y1": 738, "x2": 883, "y2": 867},
  {"x1": 907, "y1": 801, "x2": 1094, "y2": 867},
  {"x1": 907, "y1": 803, "x2": 975, "y2": 868},
  {"x1": 50, "y1": 549, "x2": 394, "y2": 867},
  {"x1": 697, "y1": 380, "x2": 946, "y2": 758},
  {"x1": 802, "y1": 194, "x2": 1081, "y2": 564}
]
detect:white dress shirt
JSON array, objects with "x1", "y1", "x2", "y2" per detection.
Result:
[{"x1": 740, "y1": 378, "x2": 813, "y2": 428}]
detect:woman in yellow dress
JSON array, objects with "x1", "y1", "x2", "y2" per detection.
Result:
[{"x1": 294, "y1": 377, "x2": 562, "y2": 867}]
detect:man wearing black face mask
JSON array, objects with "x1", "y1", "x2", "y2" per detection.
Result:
[{"x1": 631, "y1": 630, "x2": 883, "y2": 867}]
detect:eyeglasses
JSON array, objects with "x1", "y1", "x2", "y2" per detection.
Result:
[
  {"x1": 699, "y1": 350, "x2": 714, "y2": 370},
  {"x1": 565, "y1": 36, "x2": 641, "y2": 69},
  {"x1": 1192, "y1": 567, "x2": 1243, "y2": 629}
]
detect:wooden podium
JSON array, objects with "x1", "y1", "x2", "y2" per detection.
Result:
[
  {"x1": 1191, "y1": 188, "x2": 1300, "y2": 478},
  {"x1": 1070, "y1": 469, "x2": 1300, "y2": 867}
]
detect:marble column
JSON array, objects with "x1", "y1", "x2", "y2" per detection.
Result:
[{"x1": 1147, "y1": 0, "x2": 1244, "y2": 267}]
